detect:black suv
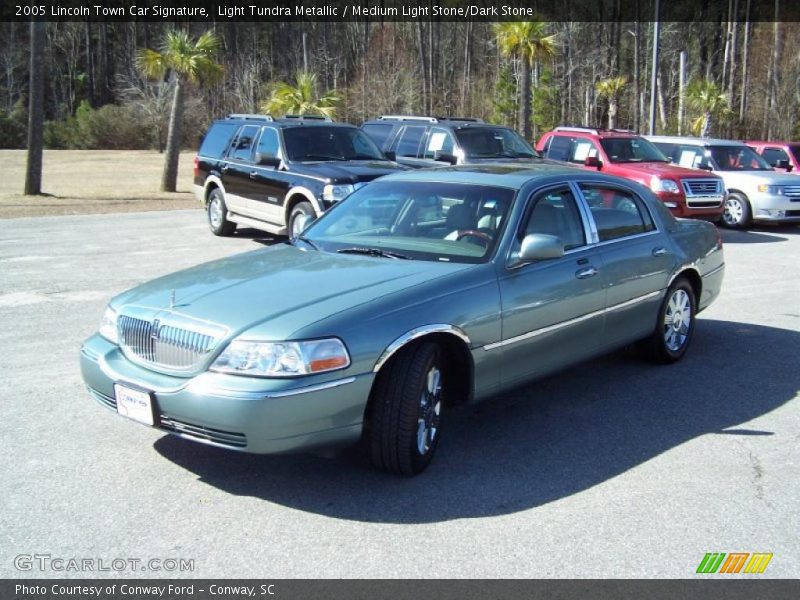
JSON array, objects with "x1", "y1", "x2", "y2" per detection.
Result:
[
  {"x1": 194, "y1": 114, "x2": 407, "y2": 237},
  {"x1": 361, "y1": 115, "x2": 542, "y2": 168}
]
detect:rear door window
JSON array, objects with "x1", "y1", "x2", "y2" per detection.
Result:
[
  {"x1": 230, "y1": 125, "x2": 260, "y2": 162},
  {"x1": 544, "y1": 135, "x2": 572, "y2": 161},
  {"x1": 395, "y1": 126, "x2": 427, "y2": 158}
]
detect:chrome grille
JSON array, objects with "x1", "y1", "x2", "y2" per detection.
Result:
[
  {"x1": 118, "y1": 313, "x2": 223, "y2": 372},
  {"x1": 682, "y1": 179, "x2": 722, "y2": 195},
  {"x1": 783, "y1": 185, "x2": 800, "y2": 201},
  {"x1": 682, "y1": 179, "x2": 723, "y2": 208}
]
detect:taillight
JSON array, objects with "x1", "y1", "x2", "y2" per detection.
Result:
[{"x1": 193, "y1": 156, "x2": 200, "y2": 179}]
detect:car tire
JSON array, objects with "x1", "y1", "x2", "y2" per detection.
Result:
[
  {"x1": 288, "y1": 201, "x2": 315, "y2": 238},
  {"x1": 368, "y1": 341, "x2": 445, "y2": 476},
  {"x1": 722, "y1": 192, "x2": 751, "y2": 229},
  {"x1": 207, "y1": 188, "x2": 236, "y2": 236},
  {"x1": 641, "y1": 277, "x2": 696, "y2": 364}
]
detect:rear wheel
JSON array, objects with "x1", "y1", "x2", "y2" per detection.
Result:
[
  {"x1": 368, "y1": 341, "x2": 445, "y2": 476},
  {"x1": 207, "y1": 188, "x2": 236, "y2": 236},
  {"x1": 642, "y1": 277, "x2": 696, "y2": 364},
  {"x1": 722, "y1": 193, "x2": 751, "y2": 229}
]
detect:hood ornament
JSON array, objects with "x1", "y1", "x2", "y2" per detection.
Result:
[{"x1": 169, "y1": 290, "x2": 176, "y2": 309}]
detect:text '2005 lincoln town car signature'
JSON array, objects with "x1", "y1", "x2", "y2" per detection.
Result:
[{"x1": 80, "y1": 164, "x2": 724, "y2": 476}]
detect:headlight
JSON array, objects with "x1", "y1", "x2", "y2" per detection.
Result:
[
  {"x1": 210, "y1": 338, "x2": 350, "y2": 377},
  {"x1": 322, "y1": 184, "x2": 355, "y2": 202},
  {"x1": 757, "y1": 184, "x2": 783, "y2": 194},
  {"x1": 98, "y1": 306, "x2": 118, "y2": 344},
  {"x1": 651, "y1": 178, "x2": 680, "y2": 194}
]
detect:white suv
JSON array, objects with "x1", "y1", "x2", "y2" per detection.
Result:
[{"x1": 645, "y1": 136, "x2": 800, "y2": 228}]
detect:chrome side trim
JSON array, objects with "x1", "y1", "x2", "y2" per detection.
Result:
[
  {"x1": 372, "y1": 324, "x2": 471, "y2": 373},
  {"x1": 702, "y1": 263, "x2": 725, "y2": 279},
  {"x1": 184, "y1": 375, "x2": 358, "y2": 400},
  {"x1": 483, "y1": 290, "x2": 662, "y2": 351}
]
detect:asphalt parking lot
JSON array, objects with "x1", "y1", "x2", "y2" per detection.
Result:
[{"x1": 1, "y1": 209, "x2": 798, "y2": 578}]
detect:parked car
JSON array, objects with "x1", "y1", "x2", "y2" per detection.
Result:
[
  {"x1": 361, "y1": 115, "x2": 544, "y2": 168},
  {"x1": 646, "y1": 135, "x2": 800, "y2": 228},
  {"x1": 537, "y1": 126, "x2": 725, "y2": 221},
  {"x1": 81, "y1": 164, "x2": 724, "y2": 476},
  {"x1": 745, "y1": 140, "x2": 800, "y2": 174},
  {"x1": 193, "y1": 114, "x2": 407, "y2": 238}
]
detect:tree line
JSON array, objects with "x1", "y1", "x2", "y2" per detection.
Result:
[{"x1": 6, "y1": 15, "x2": 800, "y2": 190}]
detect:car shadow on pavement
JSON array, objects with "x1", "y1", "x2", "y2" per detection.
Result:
[
  {"x1": 231, "y1": 227, "x2": 285, "y2": 246},
  {"x1": 154, "y1": 319, "x2": 799, "y2": 524},
  {"x1": 719, "y1": 228, "x2": 790, "y2": 244}
]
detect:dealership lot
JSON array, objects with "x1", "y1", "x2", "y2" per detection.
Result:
[{"x1": 1, "y1": 209, "x2": 798, "y2": 578}]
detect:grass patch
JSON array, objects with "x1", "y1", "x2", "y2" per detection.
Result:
[{"x1": 0, "y1": 150, "x2": 201, "y2": 218}]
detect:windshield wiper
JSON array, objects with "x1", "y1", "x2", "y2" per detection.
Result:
[
  {"x1": 293, "y1": 235, "x2": 319, "y2": 250},
  {"x1": 348, "y1": 154, "x2": 383, "y2": 160},
  {"x1": 296, "y1": 154, "x2": 347, "y2": 161},
  {"x1": 337, "y1": 247, "x2": 413, "y2": 260}
]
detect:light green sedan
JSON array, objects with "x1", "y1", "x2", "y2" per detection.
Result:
[{"x1": 80, "y1": 164, "x2": 724, "y2": 475}]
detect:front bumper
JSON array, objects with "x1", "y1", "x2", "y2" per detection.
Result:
[
  {"x1": 749, "y1": 192, "x2": 800, "y2": 222},
  {"x1": 80, "y1": 334, "x2": 372, "y2": 454},
  {"x1": 661, "y1": 195, "x2": 724, "y2": 218}
]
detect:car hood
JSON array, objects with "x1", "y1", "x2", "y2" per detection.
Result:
[
  {"x1": 111, "y1": 244, "x2": 472, "y2": 341},
  {"x1": 612, "y1": 161, "x2": 719, "y2": 179},
  {"x1": 290, "y1": 160, "x2": 408, "y2": 184}
]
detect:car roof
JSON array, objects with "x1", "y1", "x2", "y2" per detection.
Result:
[
  {"x1": 645, "y1": 135, "x2": 747, "y2": 147},
  {"x1": 361, "y1": 115, "x2": 504, "y2": 129},
  {"x1": 745, "y1": 140, "x2": 800, "y2": 147},
  {"x1": 546, "y1": 126, "x2": 640, "y2": 139},
  {"x1": 373, "y1": 162, "x2": 627, "y2": 189},
  {"x1": 216, "y1": 114, "x2": 358, "y2": 129}
]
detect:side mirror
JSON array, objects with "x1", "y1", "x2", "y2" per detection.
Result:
[
  {"x1": 255, "y1": 152, "x2": 281, "y2": 167},
  {"x1": 775, "y1": 159, "x2": 792, "y2": 171},
  {"x1": 291, "y1": 214, "x2": 316, "y2": 239},
  {"x1": 384, "y1": 150, "x2": 397, "y2": 161},
  {"x1": 584, "y1": 155, "x2": 602, "y2": 169},
  {"x1": 697, "y1": 160, "x2": 714, "y2": 171},
  {"x1": 433, "y1": 150, "x2": 458, "y2": 165},
  {"x1": 518, "y1": 233, "x2": 564, "y2": 263}
]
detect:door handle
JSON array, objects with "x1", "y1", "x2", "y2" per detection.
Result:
[
  {"x1": 250, "y1": 171, "x2": 258, "y2": 179},
  {"x1": 652, "y1": 247, "x2": 667, "y2": 257},
  {"x1": 220, "y1": 165, "x2": 229, "y2": 173},
  {"x1": 575, "y1": 266, "x2": 599, "y2": 279}
]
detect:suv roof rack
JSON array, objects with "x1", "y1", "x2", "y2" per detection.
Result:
[
  {"x1": 554, "y1": 125, "x2": 638, "y2": 136},
  {"x1": 226, "y1": 113, "x2": 274, "y2": 121},
  {"x1": 377, "y1": 115, "x2": 439, "y2": 123},
  {"x1": 436, "y1": 116, "x2": 484, "y2": 123},
  {"x1": 282, "y1": 114, "x2": 333, "y2": 122}
]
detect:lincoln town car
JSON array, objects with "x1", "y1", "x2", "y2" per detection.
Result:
[{"x1": 80, "y1": 164, "x2": 724, "y2": 475}]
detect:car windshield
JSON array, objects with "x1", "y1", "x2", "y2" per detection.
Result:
[
  {"x1": 599, "y1": 137, "x2": 669, "y2": 163},
  {"x1": 708, "y1": 145, "x2": 772, "y2": 171},
  {"x1": 301, "y1": 181, "x2": 515, "y2": 264},
  {"x1": 283, "y1": 126, "x2": 385, "y2": 162},
  {"x1": 454, "y1": 127, "x2": 539, "y2": 159}
]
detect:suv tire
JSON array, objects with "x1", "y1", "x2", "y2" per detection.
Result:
[
  {"x1": 207, "y1": 188, "x2": 237, "y2": 236},
  {"x1": 289, "y1": 201, "x2": 315, "y2": 238}
]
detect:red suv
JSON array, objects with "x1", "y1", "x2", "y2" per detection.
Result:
[
  {"x1": 537, "y1": 127, "x2": 725, "y2": 220},
  {"x1": 745, "y1": 141, "x2": 800, "y2": 174}
]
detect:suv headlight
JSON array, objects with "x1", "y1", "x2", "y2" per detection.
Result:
[
  {"x1": 210, "y1": 338, "x2": 350, "y2": 377},
  {"x1": 99, "y1": 306, "x2": 118, "y2": 344},
  {"x1": 651, "y1": 178, "x2": 680, "y2": 194},
  {"x1": 322, "y1": 184, "x2": 355, "y2": 202},
  {"x1": 757, "y1": 184, "x2": 783, "y2": 195}
]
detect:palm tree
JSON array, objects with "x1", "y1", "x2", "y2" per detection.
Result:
[
  {"x1": 596, "y1": 76, "x2": 628, "y2": 129},
  {"x1": 686, "y1": 79, "x2": 732, "y2": 138},
  {"x1": 137, "y1": 30, "x2": 222, "y2": 192},
  {"x1": 494, "y1": 21, "x2": 557, "y2": 139},
  {"x1": 24, "y1": 21, "x2": 45, "y2": 195},
  {"x1": 260, "y1": 71, "x2": 339, "y2": 119}
]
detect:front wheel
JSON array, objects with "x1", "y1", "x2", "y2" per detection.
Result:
[
  {"x1": 288, "y1": 201, "x2": 315, "y2": 238},
  {"x1": 642, "y1": 278, "x2": 696, "y2": 364},
  {"x1": 207, "y1": 189, "x2": 236, "y2": 236},
  {"x1": 368, "y1": 341, "x2": 445, "y2": 476},
  {"x1": 722, "y1": 193, "x2": 751, "y2": 229}
]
